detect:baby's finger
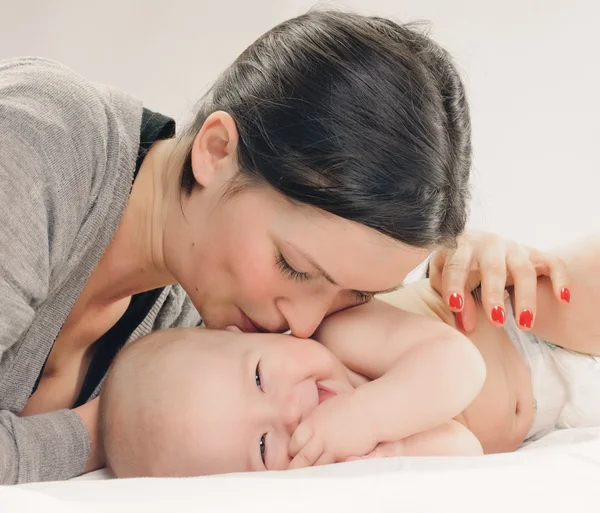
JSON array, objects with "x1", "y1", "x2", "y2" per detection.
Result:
[
  {"x1": 366, "y1": 442, "x2": 401, "y2": 459},
  {"x1": 507, "y1": 248, "x2": 538, "y2": 330},
  {"x1": 362, "y1": 447, "x2": 386, "y2": 460},
  {"x1": 313, "y1": 452, "x2": 336, "y2": 467},
  {"x1": 288, "y1": 422, "x2": 313, "y2": 459},
  {"x1": 288, "y1": 442, "x2": 322, "y2": 470}
]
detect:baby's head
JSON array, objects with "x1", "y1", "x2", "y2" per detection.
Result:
[{"x1": 100, "y1": 327, "x2": 351, "y2": 478}]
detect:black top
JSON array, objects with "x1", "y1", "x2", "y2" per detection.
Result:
[{"x1": 32, "y1": 108, "x2": 176, "y2": 407}]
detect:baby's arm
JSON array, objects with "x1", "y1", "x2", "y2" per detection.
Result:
[
  {"x1": 313, "y1": 298, "x2": 486, "y2": 444},
  {"x1": 526, "y1": 234, "x2": 600, "y2": 355},
  {"x1": 350, "y1": 421, "x2": 483, "y2": 461}
]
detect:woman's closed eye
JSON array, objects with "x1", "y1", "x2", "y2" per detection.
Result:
[
  {"x1": 348, "y1": 290, "x2": 373, "y2": 304},
  {"x1": 275, "y1": 252, "x2": 309, "y2": 282},
  {"x1": 255, "y1": 362, "x2": 268, "y2": 468},
  {"x1": 276, "y1": 251, "x2": 373, "y2": 305}
]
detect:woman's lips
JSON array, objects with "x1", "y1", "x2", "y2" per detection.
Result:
[{"x1": 238, "y1": 310, "x2": 267, "y2": 333}]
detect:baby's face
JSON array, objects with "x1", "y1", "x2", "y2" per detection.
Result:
[{"x1": 159, "y1": 329, "x2": 353, "y2": 475}]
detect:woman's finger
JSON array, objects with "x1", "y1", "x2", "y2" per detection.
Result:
[
  {"x1": 478, "y1": 240, "x2": 509, "y2": 327},
  {"x1": 506, "y1": 245, "x2": 538, "y2": 330},
  {"x1": 457, "y1": 288, "x2": 479, "y2": 333},
  {"x1": 430, "y1": 242, "x2": 474, "y2": 313},
  {"x1": 427, "y1": 249, "x2": 446, "y2": 292},
  {"x1": 529, "y1": 250, "x2": 571, "y2": 304}
]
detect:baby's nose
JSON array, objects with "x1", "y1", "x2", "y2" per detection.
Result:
[{"x1": 279, "y1": 397, "x2": 303, "y2": 435}]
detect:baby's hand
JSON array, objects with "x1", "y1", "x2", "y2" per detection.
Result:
[
  {"x1": 287, "y1": 392, "x2": 377, "y2": 469},
  {"x1": 344, "y1": 441, "x2": 405, "y2": 462}
]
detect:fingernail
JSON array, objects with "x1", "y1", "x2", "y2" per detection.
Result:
[
  {"x1": 456, "y1": 312, "x2": 465, "y2": 331},
  {"x1": 519, "y1": 309, "x2": 534, "y2": 329},
  {"x1": 560, "y1": 287, "x2": 571, "y2": 303},
  {"x1": 449, "y1": 292, "x2": 463, "y2": 310},
  {"x1": 491, "y1": 305, "x2": 506, "y2": 325}
]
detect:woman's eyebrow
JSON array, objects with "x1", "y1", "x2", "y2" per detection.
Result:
[
  {"x1": 287, "y1": 243, "x2": 339, "y2": 286},
  {"x1": 286, "y1": 242, "x2": 403, "y2": 295}
]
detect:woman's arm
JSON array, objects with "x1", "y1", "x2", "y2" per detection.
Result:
[
  {"x1": 0, "y1": 409, "x2": 90, "y2": 484},
  {"x1": 74, "y1": 397, "x2": 105, "y2": 474},
  {"x1": 0, "y1": 58, "x2": 108, "y2": 484},
  {"x1": 526, "y1": 234, "x2": 600, "y2": 355}
]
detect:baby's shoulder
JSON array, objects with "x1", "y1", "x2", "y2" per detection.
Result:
[{"x1": 379, "y1": 280, "x2": 456, "y2": 327}]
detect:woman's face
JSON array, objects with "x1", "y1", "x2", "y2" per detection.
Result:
[{"x1": 163, "y1": 113, "x2": 431, "y2": 337}]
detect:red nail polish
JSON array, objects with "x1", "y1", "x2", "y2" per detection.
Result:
[
  {"x1": 456, "y1": 312, "x2": 465, "y2": 331},
  {"x1": 491, "y1": 305, "x2": 506, "y2": 325},
  {"x1": 449, "y1": 292, "x2": 463, "y2": 310},
  {"x1": 560, "y1": 287, "x2": 571, "y2": 303},
  {"x1": 519, "y1": 309, "x2": 534, "y2": 329}
]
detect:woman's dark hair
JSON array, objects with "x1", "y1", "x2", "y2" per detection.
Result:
[{"x1": 179, "y1": 10, "x2": 471, "y2": 247}]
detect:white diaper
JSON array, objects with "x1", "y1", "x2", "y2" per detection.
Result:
[{"x1": 503, "y1": 293, "x2": 600, "y2": 441}]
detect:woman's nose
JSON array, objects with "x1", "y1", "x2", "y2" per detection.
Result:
[{"x1": 276, "y1": 294, "x2": 333, "y2": 339}]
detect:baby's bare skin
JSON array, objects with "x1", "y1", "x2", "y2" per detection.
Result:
[
  {"x1": 382, "y1": 235, "x2": 600, "y2": 454},
  {"x1": 380, "y1": 280, "x2": 534, "y2": 454}
]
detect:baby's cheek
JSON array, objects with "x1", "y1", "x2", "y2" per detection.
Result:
[{"x1": 270, "y1": 442, "x2": 293, "y2": 471}]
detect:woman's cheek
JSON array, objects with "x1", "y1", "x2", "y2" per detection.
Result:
[{"x1": 237, "y1": 250, "x2": 281, "y2": 300}]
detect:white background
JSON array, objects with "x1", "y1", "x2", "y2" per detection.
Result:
[{"x1": 1, "y1": 0, "x2": 598, "y2": 250}]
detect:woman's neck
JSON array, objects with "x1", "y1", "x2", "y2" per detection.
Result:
[{"x1": 84, "y1": 139, "x2": 181, "y2": 305}]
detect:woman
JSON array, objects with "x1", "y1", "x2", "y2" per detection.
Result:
[{"x1": 0, "y1": 11, "x2": 567, "y2": 484}]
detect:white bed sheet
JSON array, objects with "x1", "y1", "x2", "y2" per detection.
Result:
[{"x1": 3, "y1": 427, "x2": 600, "y2": 513}]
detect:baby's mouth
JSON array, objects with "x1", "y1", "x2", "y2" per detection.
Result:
[{"x1": 316, "y1": 382, "x2": 337, "y2": 404}]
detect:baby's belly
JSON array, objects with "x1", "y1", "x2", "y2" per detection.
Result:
[{"x1": 455, "y1": 310, "x2": 535, "y2": 453}]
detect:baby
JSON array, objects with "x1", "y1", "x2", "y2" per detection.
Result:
[{"x1": 100, "y1": 235, "x2": 600, "y2": 477}]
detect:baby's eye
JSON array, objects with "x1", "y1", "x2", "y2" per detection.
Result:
[
  {"x1": 255, "y1": 362, "x2": 262, "y2": 391},
  {"x1": 260, "y1": 434, "x2": 267, "y2": 466}
]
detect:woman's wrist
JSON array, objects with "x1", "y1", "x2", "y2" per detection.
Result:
[{"x1": 73, "y1": 396, "x2": 106, "y2": 474}]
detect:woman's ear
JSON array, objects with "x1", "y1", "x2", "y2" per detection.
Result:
[{"x1": 190, "y1": 111, "x2": 240, "y2": 188}]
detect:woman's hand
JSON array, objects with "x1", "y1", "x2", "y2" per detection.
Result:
[
  {"x1": 429, "y1": 230, "x2": 570, "y2": 332},
  {"x1": 73, "y1": 396, "x2": 106, "y2": 474}
]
